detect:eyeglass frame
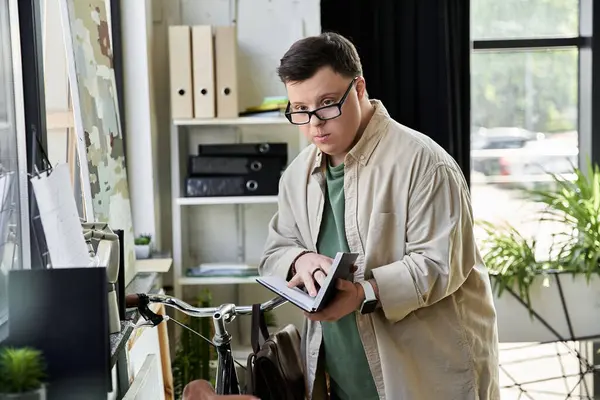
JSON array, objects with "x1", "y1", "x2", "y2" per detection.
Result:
[{"x1": 284, "y1": 76, "x2": 359, "y2": 125}]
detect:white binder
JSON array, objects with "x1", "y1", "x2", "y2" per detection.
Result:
[
  {"x1": 191, "y1": 25, "x2": 215, "y2": 119},
  {"x1": 168, "y1": 25, "x2": 193, "y2": 119},
  {"x1": 214, "y1": 25, "x2": 239, "y2": 118}
]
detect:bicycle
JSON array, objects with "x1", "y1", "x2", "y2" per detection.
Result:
[{"x1": 125, "y1": 292, "x2": 287, "y2": 395}]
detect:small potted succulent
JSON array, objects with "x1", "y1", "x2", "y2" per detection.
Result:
[
  {"x1": 0, "y1": 346, "x2": 47, "y2": 400},
  {"x1": 134, "y1": 233, "x2": 152, "y2": 259}
]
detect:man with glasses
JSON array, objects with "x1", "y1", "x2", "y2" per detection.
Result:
[{"x1": 259, "y1": 32, "x2": 499, "y2": 399}]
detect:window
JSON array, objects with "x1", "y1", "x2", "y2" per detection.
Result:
[
  {"x1": 470, "y1": 47, "x2": 579, "y2": 256},
  {"x1": 471, "y1": 0, "x2": 579, "y2": 40},
  {"x1": 470, "y1": 0, "x2": 591, "y2": 397},
  {"x1": 470, "y1": 0, "x2": 582, "y2": 256},
  {"x1": 0, "y1": 0, "x2": 25, "y2": 327}
]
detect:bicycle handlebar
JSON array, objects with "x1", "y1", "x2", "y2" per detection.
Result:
[{"x1": 126, "y1": 292, "x2": 287, "y2": 322}]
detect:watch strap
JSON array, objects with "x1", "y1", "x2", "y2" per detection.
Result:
[
  {"x1": 359, "y1": 280, "x2": 378, "y2": 314},
  {"x1": 359, "y1": 280, "x2": 376, "y2": 303}
]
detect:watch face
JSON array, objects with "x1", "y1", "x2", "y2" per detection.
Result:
[{"x1": 360, "y1": 300, "x2": 378, "y2": 314}]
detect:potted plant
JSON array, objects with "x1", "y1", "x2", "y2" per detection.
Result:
[
  {"x1": 134, "y1": 233, "x2": 152, "y2": 259},
  {"x1": 0, "y1": 346, "x2": 47, "y2": 400},
  {"x1": 478, "y1": 161, "x2": 600, "y2": 342}
]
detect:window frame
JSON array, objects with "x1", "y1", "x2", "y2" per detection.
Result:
[
  {"x1": 17, "y1": 0, "x2": 50, "y2": 270},
  {"x1": 0, "y1": 0, "x2": 33, "y2": 342}
]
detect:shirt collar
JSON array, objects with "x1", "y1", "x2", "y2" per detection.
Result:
[{"x1": 311, "y1": 99, "x2": 391, "y2": 174}]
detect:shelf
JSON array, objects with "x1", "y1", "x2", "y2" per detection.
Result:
[
  {"x1": 135, "y1": 257, "x2": 173, "y2": 273},
  {"x1": 179, "y1": 276, "x2": 259, "y2": 285},
  {"x1": 176, "y1": 195, "x2": 278, "y2": 205},
  {"x1": 173, "y1": 116, "x2": 289, "y2": 126}
]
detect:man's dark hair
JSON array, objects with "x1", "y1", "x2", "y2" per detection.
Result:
[{"x1": 277, "y1": 32, "x2": 363, "y2": 83}]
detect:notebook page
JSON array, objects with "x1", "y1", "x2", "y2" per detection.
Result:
[
  {"x1": 257, "y1": 275, "x2": 315, "y2": 310},
  {"x1": 31, "y1": 163, "x2": 90, "y2": 268}
]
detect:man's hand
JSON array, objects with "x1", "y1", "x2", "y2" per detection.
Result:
[
  {"x1": 306, "y1": 279, "x2": 365, "y2": 322},
  {"x1": 287, "y1": 252, "x2": 333, "y2": 296},
  {"x1": 183, "y1": 379, "x2": 258, "y2": 400}
]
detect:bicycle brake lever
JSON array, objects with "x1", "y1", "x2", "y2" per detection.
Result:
[
  {"x1": 135, "y1": 315, "x2": 169, "y2": 329},
  {"x1": 135, "y1": 293, "x2": 165, "y2": 327}
]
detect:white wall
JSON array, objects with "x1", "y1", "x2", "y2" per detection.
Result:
[
  {"x1": 121, "y1": 0, "x2": 163, "y2": 247},
  {"x1": 148, "y1": 0, "x2": 321, "y2": 345},
  {"x1": 42, "y1": 0, "x2": 70, "y2": 165}
]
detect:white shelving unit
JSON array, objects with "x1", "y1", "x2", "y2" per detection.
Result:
[
  {"x1": 179, "y1": 276, "x2": 260, "y2": 286},
  {"x1": 175, "y1": 195, "x2": 278, "y2": 206},
  {"x1": 173, "y1": 115, "x2": 288, "y2": 126},
  {"x1": 170, "y1": 116, "x2": 302, "y2": 299}
]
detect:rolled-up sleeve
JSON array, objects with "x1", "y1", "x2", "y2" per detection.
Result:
[
  {"x1": 371, "y1": 163, "x2": 477, "y2": 323},
  {"x1": 258, "y1": 175, "x2": 308, "y2": 280}
]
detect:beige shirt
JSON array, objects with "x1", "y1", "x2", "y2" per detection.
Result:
[{"x1": 258, "y1": 100, "x2": 500, "y2": 400}]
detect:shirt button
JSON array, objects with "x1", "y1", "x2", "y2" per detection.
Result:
[{"x1": 360, "y1": 155, "x2": 365, "y2": 160}]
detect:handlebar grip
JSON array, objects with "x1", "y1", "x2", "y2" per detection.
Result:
[{"x1": 125, "y1": 294, "x2": 141, "y2": 308}]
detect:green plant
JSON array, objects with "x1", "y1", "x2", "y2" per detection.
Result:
[
  {"x1": 172, "y1": 289, "x2": 215, "y2": 400},
  {"x1": 134, "y1": 234, "x2": 152, "y2": 246},
  {"x1": 264, "y1": 310, "x2": 277, "y2": 327},
  {"x1": 478, "y1": 161, "x2": 600, "y2": 310},
  {"x1": 0, "y1": 346, "x2": 46, "y2": 394},
  {"x1": 525, "y1": 160, "x2": 600, "y2": 280},
  {"x1": 478, "y1": 220, "x2": 549, "y2": 310}
]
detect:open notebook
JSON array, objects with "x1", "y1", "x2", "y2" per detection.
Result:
[{"x1": 256, "y1": 252, "x2": 359, "y2": 313}]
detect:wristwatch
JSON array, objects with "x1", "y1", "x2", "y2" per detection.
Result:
[{"x1": 358, "y1": 280, "x2": 378, "y2": 314}]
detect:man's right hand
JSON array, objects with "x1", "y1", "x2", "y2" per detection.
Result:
[{"x1": 287, "y1": 252, "x2": 333, "y2": 296}]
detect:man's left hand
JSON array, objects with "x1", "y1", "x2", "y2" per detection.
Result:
[{"x1": 305, "y1": 279, "x2": 364, "y2": 321}]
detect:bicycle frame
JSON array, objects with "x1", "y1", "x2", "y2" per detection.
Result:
[{"x1": 125, "y1": 293, "x2": 287, "y2": 395}]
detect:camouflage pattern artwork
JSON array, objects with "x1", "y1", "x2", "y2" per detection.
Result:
[{"x1": 63, "y1": 0, "x2": 136, "y2": 282}]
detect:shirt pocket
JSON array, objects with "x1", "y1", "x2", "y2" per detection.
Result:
[{"x1": 364, "y1": 212, "x2": 405, "y2": 274}]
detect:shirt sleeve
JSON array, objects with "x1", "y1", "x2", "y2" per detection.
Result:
[
  {"x1": 258, "y1": 176, "x2": 309, "y2": 280},
  {"x1": 371, "y1": 163, "x2": 478, "y2": 323}
]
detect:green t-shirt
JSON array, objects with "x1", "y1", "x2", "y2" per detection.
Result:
[{"x1": 317, "y1": 161, "x2": 379, "y2": 400}]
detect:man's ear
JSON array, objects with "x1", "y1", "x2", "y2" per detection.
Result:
[{"x1": 356, "y1": 76, "x2": 367, "y2": 100}]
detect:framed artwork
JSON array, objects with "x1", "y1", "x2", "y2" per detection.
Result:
[{"x1": 58, "y1": 0, "x2": 136, "y2": 282}]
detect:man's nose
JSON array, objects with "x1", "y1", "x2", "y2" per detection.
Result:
[{"x1": 309, "y1": 114, "x2": 324, "y2": 127}]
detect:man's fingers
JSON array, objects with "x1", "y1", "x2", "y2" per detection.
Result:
[
  {"x1": 336, "y1": 278, "x2": 355, "y2": 290},
  {"x1": 302, "y1": 273, "x2": 318, "y2": 297},
  {"x1": 287, "y1": 273, "x2": 302, "y2": 288},
  {"x1": 314, "y1": 270, "x2": 327, "y2": 287},
  {"x1": 320, "y1": 261, "x2": 332, "y2": 274}
]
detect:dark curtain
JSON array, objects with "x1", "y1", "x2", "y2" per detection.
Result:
[{"x1": 321, "y1": 0, "x2": 471, "y2": 186}]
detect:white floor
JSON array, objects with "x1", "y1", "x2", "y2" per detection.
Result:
[{"x1": 498, "y1": 342, "x2": 594, "y2": 399}]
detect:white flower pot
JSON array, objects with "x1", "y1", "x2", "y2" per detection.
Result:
[
  {"x1": 135, "y1": 244, "x2": 150, "y2": 259},
  {"x1": 492, "y1": 273, "x2": 600, "y2": 343},
  {"x1": 0, "y1": 386, "x2": 46, "y2": 400}
]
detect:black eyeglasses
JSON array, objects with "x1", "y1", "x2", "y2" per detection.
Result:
[{"x1": 284, "y1": 77, "x2": 358, "y2": 125}]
